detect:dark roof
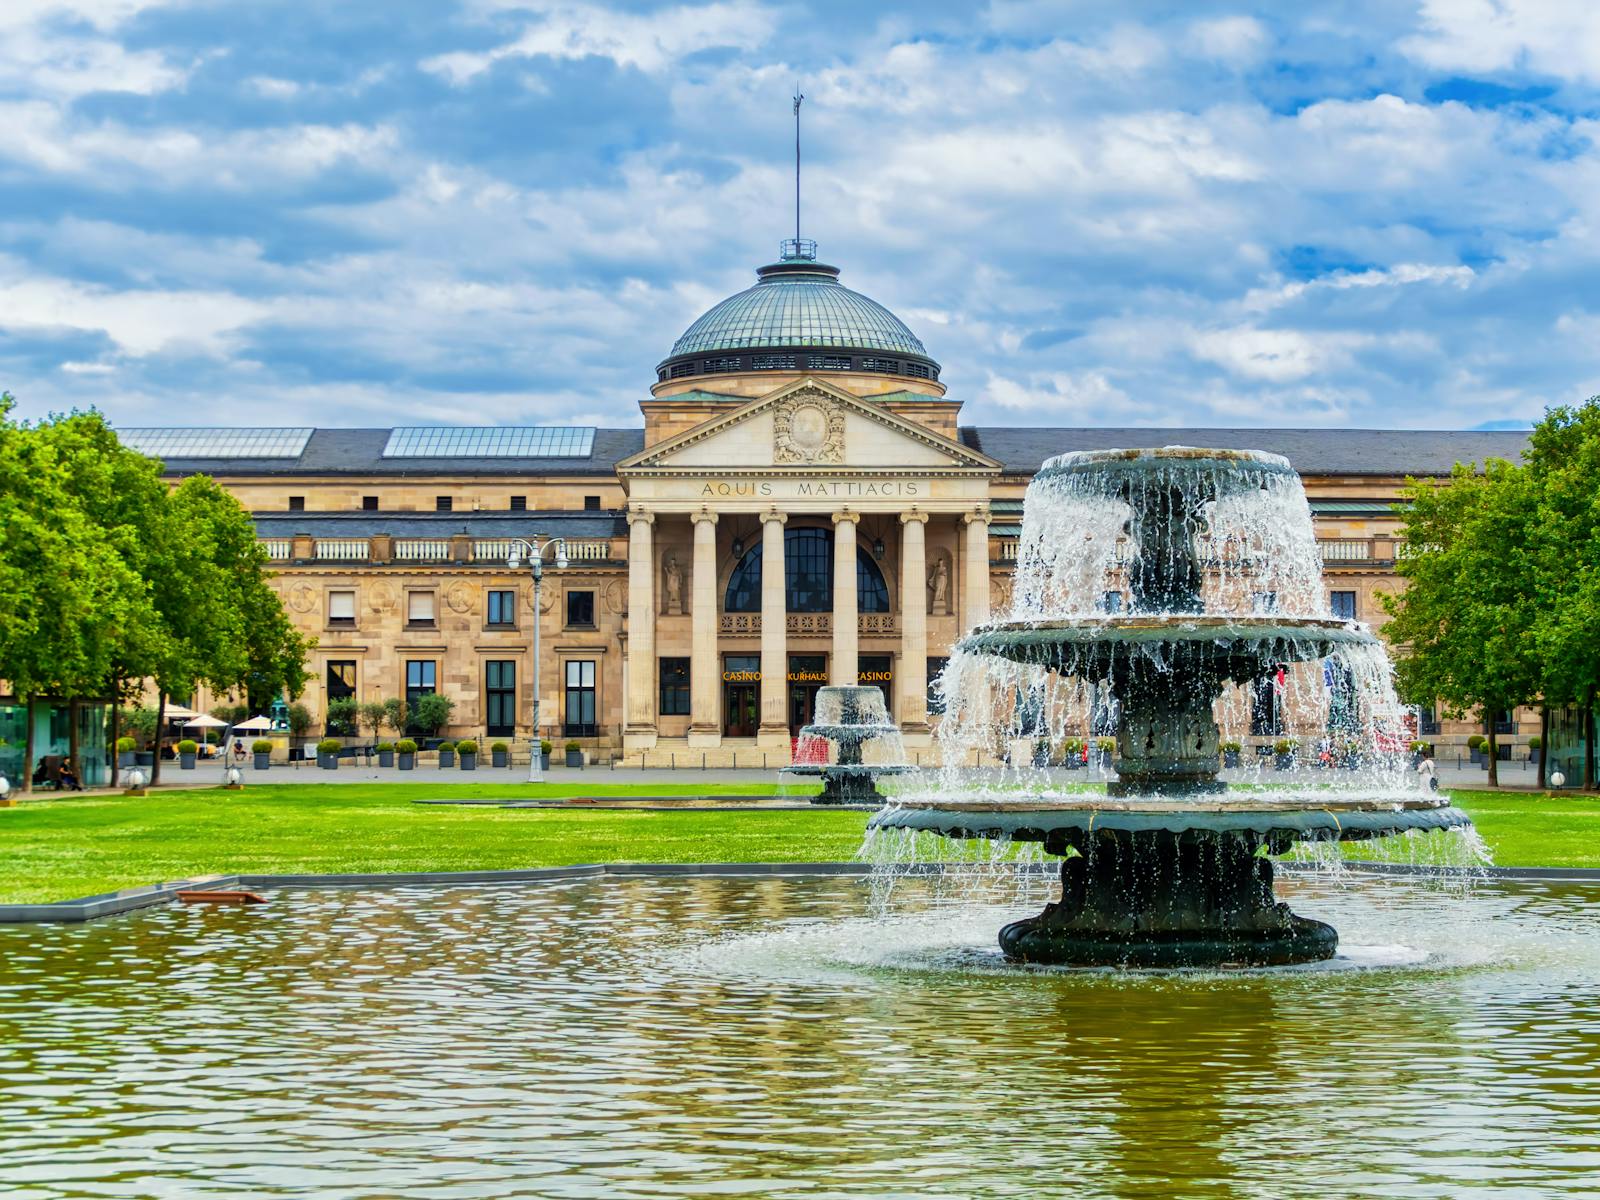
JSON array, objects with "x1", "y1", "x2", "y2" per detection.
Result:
[
  {"x1": 959, "y1": 427, "x2": 1533, "y2": 477},
  {"x1": 159, "y1": 428, "x2": 646, "y2": 478},
  {"x1": 251, "y1": 511, "x2": 625, "y2": 539}
]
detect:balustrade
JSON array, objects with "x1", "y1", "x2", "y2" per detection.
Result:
[{"x1": 314, "y1": 539, "x2": 369, "y2": 561}]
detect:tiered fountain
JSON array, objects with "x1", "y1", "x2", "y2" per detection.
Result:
[
  {"x1": 871, "y1": 447, "x2": 1472, "y2": 967},
  {"x1": 783, "y1": 685, "x2": 911, "y2": 805}
]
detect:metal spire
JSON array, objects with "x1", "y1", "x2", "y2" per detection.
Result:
[{"x1": 793, "y1": 85, "x2": 804, "y2": 246}]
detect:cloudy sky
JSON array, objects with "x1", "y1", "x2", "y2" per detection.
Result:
[{"x1": 2, "y1": 0, "x2": 1598, "y2": 432}]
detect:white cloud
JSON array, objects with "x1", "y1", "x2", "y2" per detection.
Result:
[
  {"x1": 1188, "y1": 16, "x2": 1268, "y2": 65},
  {"x1": 0, "y1": 269, "x2": 267, "y2": 356},
  {"x1": 423, "y1": 1, "x2": 778, "y2": 83},
  {"x1": 1402, "y1": 0, "x2": 1600, "y2": 84},
  {"x1": 1190, "y1": 327, "x2": 1368, "y2": 383}
]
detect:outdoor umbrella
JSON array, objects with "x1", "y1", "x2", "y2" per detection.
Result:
[
  {"x1": 232, "y1": 716, "x2": 274, "y2": 731},
  {"x1": 182, "y1": 715, "x2": 228, "y2": 731}
]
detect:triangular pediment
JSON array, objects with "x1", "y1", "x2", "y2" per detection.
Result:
[{"x1": 617, "y1": 377, "x2": 1000, "y2": 475}]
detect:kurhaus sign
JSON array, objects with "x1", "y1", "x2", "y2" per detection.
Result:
[{"x1": 694, "y1": 477, "x2": 925, "y2": 500}]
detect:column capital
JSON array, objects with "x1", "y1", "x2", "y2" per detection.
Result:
[
  {"x1": 831, "y1": 508, "x2": 860, "y2": 526},
  {"x1": 962, "y1": 507, "x2": 991, "y2": 527},
  {"x1": 627, "y1": 508, "x2": 655, "y2": 527},
  {"x1": 691, "y1": 507, "x2": 719, "y2": 528},
  {"x1": 762, "y1": 508, "x2": 788, "y2": 527},
  {"x1": 899, "y1": 508, "x2": 929, "y2": 526}
]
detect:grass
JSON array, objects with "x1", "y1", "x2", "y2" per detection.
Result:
[{"x1": 2, "y1": 783, "x2": 1596, "y2": 905}]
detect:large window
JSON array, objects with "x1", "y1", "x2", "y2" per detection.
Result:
[
  {"x1": 567, "y1": 590, "x2": 596, "y2": 629},
  {"x1": 406, "y1": 660, "x2": 436, "y2": 710},
  {"x1": 659, "y1": 658, "x2": 690, "y2": 716},
  {"x1": 486, "y1": 660, "x2": 516, "y2": 737},
  {"x1": 724, "y1": 527, "x2": 890, "y2": 614},
  {"x1": 486, "y1": 589, "x2": 517, "y2": 628},
  {"x1": 564, "y1": 660, "x2": 596, "y2": 737},
  {"x1": 1330, "y1": 590, "x2": 1357, "y2": 620},
  {"x1": 327, "y1": 661, "x2": 356, "y2": 701},
  {"x1": 1251, "y1": 669, "x2": 1283, "y2": 736}
]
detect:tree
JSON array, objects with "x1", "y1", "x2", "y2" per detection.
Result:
[
  {"x1": 410, "y1": 693, "x2": 454, "y2": 737},
  {"x1": 325, "y1": 698, "x2": 360, "y2": 737},
  {"x1": 359, "y1": 701, "x2": 389, "y2": 740},
  {"x1": 1525, "y1": 398, "x2": 1600, "y2": 788},
  {"x1": 1382, "y1": 458, "x2": 1544, "y2": 787}
]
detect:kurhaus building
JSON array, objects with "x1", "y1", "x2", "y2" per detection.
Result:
[{"x1": 135, "y1": 241, "x2": 1532, "y2": 764}]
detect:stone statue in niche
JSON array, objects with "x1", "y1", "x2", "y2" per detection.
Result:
[
  {"x1": 663, "y1": 553, "x2": 685, "y2": 615},
  {"x1": 928, "y1": 556, "x2": 950, "y2": 615}
]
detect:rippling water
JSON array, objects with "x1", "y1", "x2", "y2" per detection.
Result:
[{"x1": 3, "y1": 874, "x2": 1600, "y2": 1198}]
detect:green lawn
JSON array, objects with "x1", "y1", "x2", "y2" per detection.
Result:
[{"x1": 1, "y1": 783, "x2": 1595, "y2": 905}]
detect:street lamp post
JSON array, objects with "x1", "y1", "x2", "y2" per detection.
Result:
[{"x1": 507, "y1": 536, "x2": 568, "y2": 783}]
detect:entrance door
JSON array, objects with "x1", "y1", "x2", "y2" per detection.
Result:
[
  {"x1": 858, "y1": 654, "x2": 893, "y2": 720},
  {"x1": 722, "y1": 655, "x2": 760, "y2": 738},
  {"x1": 788, "y1": 654, "x2": 827, "y2": 734}
]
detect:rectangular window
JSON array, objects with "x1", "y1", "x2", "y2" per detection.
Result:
[
  {"x1": 436, "y1": 496, "x2": 452, "y2": 513},
  {"x1": 486, "y1": 589, "x2": 517, "y2": 627},
  {"x1": 486, "y1": 660, "x2": 516, "y2": 738},
  {"x1": 1097, "y1": 591, "x2": 1124, "y2": 614},
  {"x1": 812, "y1": 354, "x2": 851, "y2": 370},
  {"x1": 327, "y1": 660, "x2": 357, "y2": 701},
  {"x1": 407, "y1": 591, "x2": 436, "y2": 627},
  {"x1": 510, "y1": 495, "x2": 527, "y2": 512},
  {"x1": 1251, "y1": 591, "x2": 1279, "y2": 614},
  {"x1": 704, "y1": 356, "x2": 742, "y2": 373},
  {"x1": 752, "y1": 353, "x2": 797, "y2": 370},
  {"x1": 566, "y1": 590, "x2": 596, "y2": 628},
  {"x1": 362, "y1": 495, "x2": 378, "y2": 511},
  {"x1": 926, "y1": 657, "x2": 949, "y2": 714},
  {"x1": 1419, "y1": 704, "x2": 1441, "y2": 735},
  {"x1": 564, "y1": 659, "x2": 597, "y2": 737},
  {"x1": 288, "y1": 496, "x2": 305, "y2": 512},
  {"x1": 328, "y1": 590, "x2": 356, "y2": 627},
  {"x1": 584, "y1": 495, "x2": 601, "y2": 511},
  {"x1": 405, "y1": 661, "x2": 437, "y2": 726},
  {"x1": 1330, "y1": 590, "x2": 1357, "y2": 620},
  {"x1": 659, "y1": 658, "x2": 690, "y2": 716}
]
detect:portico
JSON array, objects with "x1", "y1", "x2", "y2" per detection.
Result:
[{"x1": 616, "y1": 377, "x2": 998, "y2": 759}]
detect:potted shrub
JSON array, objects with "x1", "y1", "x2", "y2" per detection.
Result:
[
  {"x1": 438, "y1": 740, "x2": 456, "y2": 768},
  {"x1": 317, "y1": 737, "x2": 342, "y2": 769},
  {"x1": 177, "y1": 738, "x2": 198, "y2": 770},
  {"x1": 376, "y1": 741, "x2": 395, "y2": 768},
  {"x1": 252, "y1": 739, "x2": 273, "y2": 770},
  {"x1": 1031, "y1": 738, "x2": 1051, "y2": 767},
  {"x1": 1062, "y1": 738, "x2": 1083, "y2": 769},
  {"x1": 565, "y1": 740, "x2": 583, "y2": 768},
  {"x1": 456, "y1": 739, "x2": 478, "y2": 770},
  {"x1": 1467, "y1": 734, "x2": 1486, "y2": 765},
  {"x1": 1528, "y1": 734, "x2": 1543, "y2": 765},
  {"x1": 1095, "y1": 737, "x2": 1116, "y2": 766},
  {"x1": 491, "y1": 741, "x2": 509, "y2": 768},
  {"x1": 1220, "y1": 740, "x2": 1242, "y2": 769},
  {"x1": 1273, "y1": 738, "x2": 1298, "y2": 770},
  {"x1": 396, "y1": 738, "x2": 417, "y2": 770},
  {"x1": 1341, "y1": 739, "x2": 1363, "y2": 769},
  {"x1": 540, "y1": 739, "x2": 553, "y2": 771},
  {"x1": 116, "y1": 736, "x2": 137, "y2": 768}
]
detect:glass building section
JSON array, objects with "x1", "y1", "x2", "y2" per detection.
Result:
[
  {"x1": 724, "y1": 528, "x2": 890, "y2": 614},
  {"x1": 119, "y1": 428, "x2": 313, "y2": 459},
  {"x1": 382, "y1": 427, "x2": 596, "y2": 458}
]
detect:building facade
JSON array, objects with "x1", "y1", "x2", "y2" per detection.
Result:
[{"x1": 138, "y1": 243, "x2": 1537, "y2": 764}]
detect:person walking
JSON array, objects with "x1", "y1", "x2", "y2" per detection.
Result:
[{"x1": 1417, "y1": 748, "x2": 1438, "y2": 792}]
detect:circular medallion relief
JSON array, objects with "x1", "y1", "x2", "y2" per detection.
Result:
[{"x1": 790, "y1": 404, "x2": 828, "y2": 452}]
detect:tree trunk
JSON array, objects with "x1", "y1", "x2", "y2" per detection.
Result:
[
  {"x1": 1538, "y1": 703, "x2": 1549, "y2": 791},
  {"x1": 109, "y1": 699, "x2": 121, "y2": 789},
  {"x1": 150, "y1": 692, "x2": 167, "y2": 787},
  {"x1": 20, "y1": 696, "x2": 34, "y2": 795},
  {"x1": 68, "y1": 698, "x2": 80, "y2": 788},
  {"x1": 1486, "y1": 719, "x2": 1499, "y2": 788},
  {"x1": 1585, "y1": 689, "x2": 1597, "y2": 792}
]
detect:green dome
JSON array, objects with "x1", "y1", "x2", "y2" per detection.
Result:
[{"x1": 669, "y1": 252, "x2": 929, "y2": 359}]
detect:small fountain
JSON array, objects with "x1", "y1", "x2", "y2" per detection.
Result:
[
  {"x1": 783, "y1": 685, "x2": 912, "y2": 805},
  {"x1": 871, "y1": 447, "x2": 1473, "y2": 967}
]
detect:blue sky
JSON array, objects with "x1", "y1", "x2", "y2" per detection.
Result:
[{"x1": 3, "y1": 0, "x2": 1599, "y2": 432}]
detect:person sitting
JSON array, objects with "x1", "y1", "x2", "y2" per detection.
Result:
[{"x1": 57, "y1": 760, "x2": 83, "y2": 791}]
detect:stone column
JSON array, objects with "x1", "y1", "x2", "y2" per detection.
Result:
[
  {"x1": 899, "y1": 510, "x2": 929, "y2": 735},
  {"x1": 963, "y1": 508, "x2": 992, "y2": 629},
  {"x1": 757, "y1": 510, "x2": 789, "y2": 746},
  {"x1": 623, "y1": 509, "x2": 657, "y2": 751},
  {"x1": 688, "y1": 509, "x2": 720, "y2": 747},
  {"x1": 831, "y1": 510, "x2": 859, "y2": 686}
]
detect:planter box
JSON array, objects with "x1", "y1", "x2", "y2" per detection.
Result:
[
  {"x1": 439, "y1": 750, "x2": 455, "y2": 768},
  {"x1": 318, "y1": 753, "x2": 338, "y2": 770},
  {"x1": 459, "y1": 754, "x2": 476, "y2": 771},
  {"x1": 1222, "y1": 752, "x2": 1240, "y2": 769},
  {"x1": 1274, "y1": 755, "x2": 1295, "y2": 771},
  {"x1": 1530, "y1": 748, "x2": 1543, "y2": 765},
  {"x1": 398, "y1": 752, "x2": 415, "y2": 771},
  {"x1": 1469, "y1": 749, "x2": 1484, "y2": 765},
  {"x1": 540, "y1": 752, "x2": 551, "y2": 771},
  {"x1": 492, "y1": 749, "x2": 508, "y2": 768},
  {"x1": 565, "y1": 749, "x2": 583, "y2": 768},
  {"x1": 179, "y1": 753, "x2": 196, "y2": 770},
  {"x1": 1063, "y1": 755, "x2": 1081, "y2": 770},
  {"x1": 135, "y1": 751, "x2": 154, "y2": 768},
  {"x1": 378, "y1": 750, "x2": 394, "y2": 767},
  {"x1": 253, "y1": 752, "x2": 270, "y2": 770},
  {"x1": 118, "y1": 750, "x2": 135, "y2": 768}
]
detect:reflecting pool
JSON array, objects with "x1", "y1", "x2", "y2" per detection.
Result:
[{"x1": 3, "y1": 874, "x2": 1600, "y2": 1198}]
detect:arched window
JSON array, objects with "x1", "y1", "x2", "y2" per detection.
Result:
[{"x1": 725, "y1": 527, "x2": 890, "y2": 613}]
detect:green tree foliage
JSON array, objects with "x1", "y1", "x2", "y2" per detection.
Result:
[
  {"x1": 325, "y1": 698, "x2": 360, "y2": 737},
  {"x1": 1383, "y1": 459, "x2": 1543, "y2": 787},
  {"x1": 409, "y1": 693, "x2": 455, "y2": 737}
]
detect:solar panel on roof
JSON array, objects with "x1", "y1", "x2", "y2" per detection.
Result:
[
  {"x1": 119, "y1": 428, "x2": 314, "y2": 459},
  {"x1": 382, "y1": 427, "x2": 596, "y2": 458}
]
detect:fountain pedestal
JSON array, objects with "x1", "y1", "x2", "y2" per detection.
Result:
[{"x1": 1001, "y1": 830, "x2": 1335, "y2": 967}]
